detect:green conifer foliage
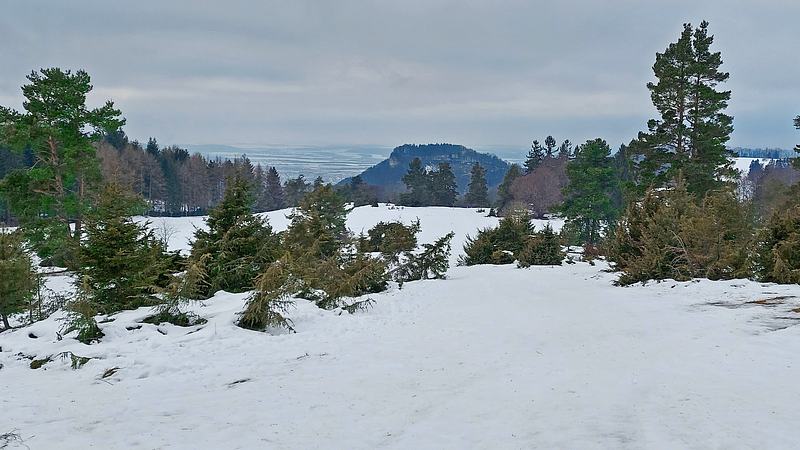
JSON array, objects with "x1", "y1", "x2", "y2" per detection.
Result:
[
  {"x1": 0, "y1": 68, "x2": 125, "y2": 266},
  {"x1": 517, "y1": 224, "x2": 565, "y2": 267},
  {"x1": 0, "y1": 230, "x2": 37, "y2": 330},
  {"x1": 561, "y1": 139, "x2": 620, "y2": 246},
  {"x1": 362, "y1": 219, "x2": 420, "y2": 258},
  {"x1": 461, "y1": 213, "x2": 535, "y2": 265},
  {"x1": 495, "y1": 164, "x2": 522, "y2": 213},
  {"x1": 429, "y1": 162, "x2": 458, "y2": 206},
  {"x1": 524, "y1": 140, "x2": 545, "y2": 174},
  {"x1": 608, "y1": 181, "x2": 752, "y2": 285},
  {"x1": 400, "y1": 158, "x2": 431, "y2": 206},
  {"x1": 628, "y1": 21, "x2": 734, "y2": 198},
  {"x1": 78, "y1": 184, "x2": 166, "y2": 313},
  {"x1": 190, "y1": 175, "x2": 280, "y2": 296},
  {"x1": 394, "y1": 232, "x2": 454, "y2": 286},
  {"x1": 464, "y1": 163, "x2": 489, "y2": 207},
  {"x1": 284, "y1": 185, "x2": 350, "y2": 259},
  {"x1": 752, "y1": 202, "x2": 800, "y2": 284}
]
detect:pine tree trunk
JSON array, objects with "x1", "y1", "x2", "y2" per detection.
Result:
[{"x1": 1, "y1": 313, "x2": 10, "y2": 330}]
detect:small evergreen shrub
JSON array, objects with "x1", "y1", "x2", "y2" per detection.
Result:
[
  {"x1": 752, "y1": 203, "x2": 800, "y2": 284},
  {"x1": 394, "y1": 232, "x2": 454, "y2": 286},
  {"x1": 0, "y1": 229, "x2": 36, "y2": 330},
  {"x1": 361, "y1": 219, "x2": 420, "y2": 257},
  {"x1": 145, "y1": 256, "x2": 209, "y2": 326},
  {"x1": 77, "y1": 183, "x2": 168, "y2": 314},
  {"x1": 62, "y1": 277, "x2": 104, "y2": 344},
  {"x1": 190, "y1": 176, "x2": 280, "y2": 297},
  {"x1": 608, "y1": 183, "x2": 753, "y2": 285},
  {"x1": 461, "y1": 213, "x2": 534, "y2": 265},
  {"x1": 517, "y1": 224, "x2": 565, "y2": 267}
]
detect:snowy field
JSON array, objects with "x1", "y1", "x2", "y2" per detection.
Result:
[{"x1": 2, "y1": 206, "x2": 800, "y2": 449}]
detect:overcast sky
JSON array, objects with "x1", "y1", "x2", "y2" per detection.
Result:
[{"x1": 2, "y1": 0, "x2": 798, "y2": 150}]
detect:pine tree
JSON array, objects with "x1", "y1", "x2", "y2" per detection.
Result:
[
  {"x1": 0, "y1": 68, "x2": 125, "y2": 266},
  {"x1": 78, "y1": 183, "x2": 165, "y2": 313},
  {"x1": 395, "y1": 232, "x2": 454, "y2": 286},
  {"x1": 349, "y1": 175, "x2": 377, "y2": 207},
  {"x1": 517, "y1": 224, "x2": 564, "y2": 267},
  {"x1": 253, "y1": 164, "x2": 267, "y2": 211},
  {"x1": 461, "y1": 212, "x2": 534, "y2": 265},
  {"x1": 0, "y1": 230, "x2": 36, "y2": 330},
  {"x1": 524, "y1": 140, "x2": 545, "y2": 174},
  {"x1": 264, "y1": 166, "x2": 286, "y2": 210},
  {"x1": 496, "y1": 164, "x2": 522, "y2": 212},
  {"x1": 313, "y1": 176, "x2": 325, "y2": 189},
  {"x1": 544, "y1": 136, "x2": 557, "y2": 159},
  {"x1": 464, "y1": 163, "x2": 489, "y2": 207},
  {"x1": 283, "y1": 174, "x2": 310, "y2": 206},
  {"x1": 400, "y1": 158, "x2": 430, "y2": 206},
  {"x1": 190, "y1": 175, "x2": 279, "y2": 296},
  {"x1": 561, "y1": 139, "x2": 620, "y2": 246},
  {"x1": 558, "y1": 139, "x2": 573, "y2": 160},
  {"x1": 145, "y1": 137, "x2": 160, "y2": 157},
  {"x1": 284, "y1": 184, "x2": 350, "y2": 259},
  {"x1": 429, "y1": 162, "x2": 458, "y2": 206},
  {"x1": 752, "y1": 203, "x2": 800, "y2": 284},
  {"x1": 628, "y1": 21, "x2": 734, "y2": 198}
]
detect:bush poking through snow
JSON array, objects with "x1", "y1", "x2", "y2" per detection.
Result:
[
  {"x1": 394, "y1": 232, "x2": 455, "y2": 287},
  {"x1": 461, "y1": 213, "x2": 564, "y2": 267},
  {"x1": 517, "y1": 224, "x2": 565, "y2": 267},
  {"x1": 62, "y1": 277, "x2": 104, "y2": 344},
  {"x1": 608, "y1": 181, "x2": 752, "y2": 285},
  {"x1": 752, "y1": 201, "x2": 800, "y2": 284},
  {"x1": 461, "y1": 213, "x2": 534, "y2": 265},
  {"x1": 238, "y1": 257, "x2": 296, "y2": 332},
  {"x1": 144, "y1": 256, "x2": 209, "y2": 326},
  {"x1": 359, "y1": 219, "x2": 420, "y2": 259}
]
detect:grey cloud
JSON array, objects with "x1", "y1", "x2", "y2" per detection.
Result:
[{"x1": 2, "y1": 0, "x2": 798, "y2": 149}]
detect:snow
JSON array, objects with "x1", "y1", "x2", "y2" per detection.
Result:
[
  {"x1": 3, "y1": 206, "x2": 800, "y2": 449},
  {"x1": 142, "y1": 204, "x2": 563, "y2": 264},
  {"x1": 732, "y1": 157, "x2": 771, "y2": 177}
]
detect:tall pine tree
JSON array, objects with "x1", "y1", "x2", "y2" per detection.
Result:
[
  {"x1": 429, "y1": 162, "x2": 458, "y2": 207},
  {"x1": 0, "y1": 69, "x2": 124, "y2": 266},
  {"x1": 524, "y1": 140, "x2": 545, "y2": 174},
  {"x1": 264, "y1": 166, "x2": 285, "y2": 210},
  {"x1": 400, "y1": 158, "x2": 430, "y2": 206},
  {"x1": 544, "y1": 136, "x2": 557, "y2": 159},
  {"x1": 496, "y1": 164, "x2": 522, "y2": 212},
  {"x1": 190, "y1": 175, "x2": 279, "y2": 296},
  {"x1": 464, "y1": 163, "x2": 489, "y2": 207},
  {"x1": 628, "y1": 21, "x2": 734, "y2": 198},
  {"x1": 561, "y1": 139, "x2": 620, "y2": 246}
]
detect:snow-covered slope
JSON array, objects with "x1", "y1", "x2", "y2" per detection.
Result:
[
  {"x1": 143, "y1": 204, "x2": 563, "y2": 264},
  {"x1": 2, "y1": 207, "x2": 800, "y2": 449}
]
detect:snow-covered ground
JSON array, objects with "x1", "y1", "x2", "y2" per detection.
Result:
[
  {"x1": 2, "y1": 206, "x2": 800, "y2": 449},
  {"x1": 142, "y1": 204, "x2": 563, "y2": 265},
  {"x1": 733, "y1": 157, "x2": 771, "y2": 177}
]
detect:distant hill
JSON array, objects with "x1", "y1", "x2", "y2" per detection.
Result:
[{"x1": 339, "y1": 143, "x2": 511, "y2": 194}]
